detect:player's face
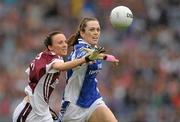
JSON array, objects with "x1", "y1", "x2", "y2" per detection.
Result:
[
  {"x1": 49, "y1": 34, "x2": 68, "y2": 56},
  {"x1": 81, "y1": 20, "x2": 100, "y2": 46}
]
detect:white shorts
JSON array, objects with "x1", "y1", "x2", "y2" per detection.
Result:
[
  {"x1": 60, "y1": 98, "x2": 107, "y2": 122},
  {"x1": 12, "y1": 100, "x2": 53, "y2": 122}
]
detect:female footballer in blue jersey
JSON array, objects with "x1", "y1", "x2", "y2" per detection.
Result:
[
  {"x1": 12, "y1": 31, "x2": 104, "y2": 122},
  {"x1": 59, "y1": 18, "x2": 118, "y2": 122}
]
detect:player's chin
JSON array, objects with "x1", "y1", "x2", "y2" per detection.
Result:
[
  {"x1": 59, "y1": 51, "x2": 67, "y2": 56},
  {"x1": 91, "y1": 40, "x2": 98, "y2": 45}
]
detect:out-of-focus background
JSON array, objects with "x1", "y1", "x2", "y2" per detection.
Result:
[{"x1": 0, "y1": 0, "x2": 180, "y2": 122}]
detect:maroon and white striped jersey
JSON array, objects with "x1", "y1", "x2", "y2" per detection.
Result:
[{"x1": 24, "y1": 50, "x2": 64, "y2": 116}]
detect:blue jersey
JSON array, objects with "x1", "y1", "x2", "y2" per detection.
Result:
[{"x1": 63, "y1": 39, "x2": 102, "y2": 108}]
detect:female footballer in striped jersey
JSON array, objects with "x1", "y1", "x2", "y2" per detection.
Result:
[
  {"x1": 12, "y1": 31, "x2": 104, "y2": 122},
  {"x1": 59, "y1": 18, "x2": 118, "y2": 122}
]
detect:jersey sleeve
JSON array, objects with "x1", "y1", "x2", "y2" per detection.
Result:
[{"x1": 46, "y1": 58, "x2": 64, "y2": 73}]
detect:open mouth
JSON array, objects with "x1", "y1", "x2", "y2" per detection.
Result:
[
  {"x1": 61, "y1": 49, "x2": 67, "y2": 52},
  {"x1": 93, "y1": 37, "x2": 98, "y2": 39},
  {"x1": 62, "y1": 47, "x2": 67, "y2": 50}
]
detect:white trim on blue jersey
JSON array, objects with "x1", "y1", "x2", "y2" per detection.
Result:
[{"x1": 63, "y1": 39, "x2": 103, "y2": 108}]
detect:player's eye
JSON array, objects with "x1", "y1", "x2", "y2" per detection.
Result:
[
  {"x1": 58, "y1": 40, "x2": 66, "y2": 45},
  {"x1": 96, "y1": 28, "x2": 100, "y2": 32},
  {"x1": 89, "y1": 28, "x2": 95, "y2": 31}
]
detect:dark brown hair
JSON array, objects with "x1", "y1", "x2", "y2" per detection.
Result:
[
  {"x1": 44, "y1": 31, "x2": 62, "y2": 50},
  {"x1": 67, "y1": 17, "x2": 98, "y2": 47}
]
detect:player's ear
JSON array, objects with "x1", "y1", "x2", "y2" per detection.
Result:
[
  {"x1": 80, "y1": 31, "x2": 85, "y2": 38},
  {"x1": 48, "y1": 45, "x2": 53, "y2": 51}
]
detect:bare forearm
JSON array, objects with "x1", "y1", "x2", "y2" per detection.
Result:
[{"x1": 52, "y1": 57, "x2": 86, "y2": 71}]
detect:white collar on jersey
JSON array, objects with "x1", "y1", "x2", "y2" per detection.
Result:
[
  {"x1": 50, "y1": 51, "x2": 63, "y2": 59},
  {"x1": 50, "y1": 51, "x2": 56, "y2": 55},
  {"x1": 78, "y1": 38, "x2": 98, "y2": 48},
  {"x1": 78, "y1": 38, "x2": 91, "y2": 46}
]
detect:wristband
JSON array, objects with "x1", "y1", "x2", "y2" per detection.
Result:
[{"x1": 104, "y1": 54, "x2": 118, "y2": 62}]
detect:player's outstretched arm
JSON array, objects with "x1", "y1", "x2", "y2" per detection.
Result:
[
  {"x1": 52, "y1": 47, "x2": 105, "y2": 71},
  {"x1": 81, "y1": 47, "x2": 119, "y2": 63}
]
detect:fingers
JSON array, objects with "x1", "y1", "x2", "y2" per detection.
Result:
[
  {"x1": 94, "y1": 47, "x2": 106, "y2": 53},
  {"x1": 81, "y1": 47, "x2": 106, "y2": 54},
  {"x1": 83, "y1": 46, "x2": 120, "y2": 62}
]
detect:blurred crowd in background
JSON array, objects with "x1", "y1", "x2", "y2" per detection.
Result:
[{"x1": 0, "y1": 0, "x2": 180, "y2": 122}]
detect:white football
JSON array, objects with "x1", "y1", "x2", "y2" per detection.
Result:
[{"x1": 110, "y1": 6, "x2": 133, "y2": 29}]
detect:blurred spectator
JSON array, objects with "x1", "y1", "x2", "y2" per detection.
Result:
[{"x1": 0, "y1": 0, "x2": 179, "y2": 121}]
